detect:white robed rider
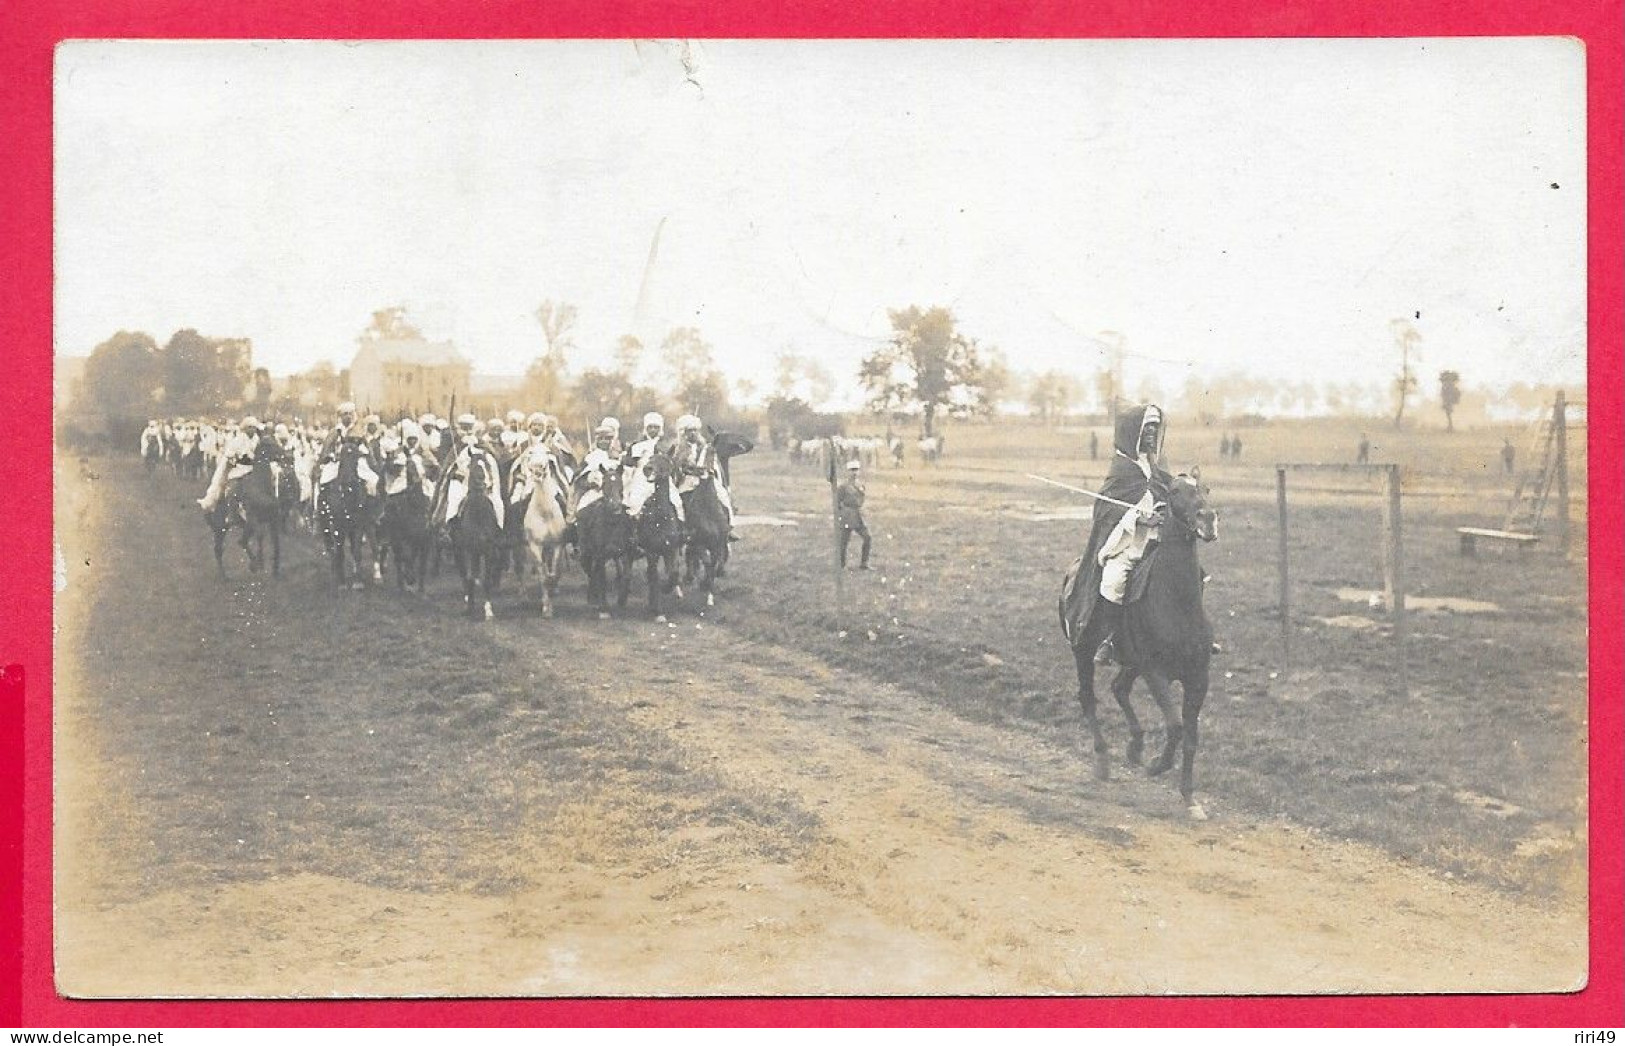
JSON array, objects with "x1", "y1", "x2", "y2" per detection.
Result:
[
  {"x1": 311, "y1": 401, "x2": 380, "y2": 504},
  {"x1": 197, "y1": 416, "x2": 264, "y2": 511},
  {"x1": 570, "y1": 422, "x2": 622, "y2": 518},
  {"x1": 622, "y1": 411, "x2": 685, "y2": 522},
  {"x1": 436, "y1": 413, "x2": 505, "y2": 529},
  {"x1": 672, "y1": 414, "x2": 738, "y2": 539}
]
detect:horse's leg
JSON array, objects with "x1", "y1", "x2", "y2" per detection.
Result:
[
  {"x1": 647, "y1": 556, "x2": 663, "y2": 619},
  {"x1": 615, "y1": 555, "x2": 630, "y2": 608},
  {"x1": 1070, "y1": 624, "x2": 1112, "y2": 782},
  {"x1": 1111, "y1": 666, "x2": 1146, "y2": 766},
  {"x1": 213, "y1": 527, "x2": 227, "y2": 578},
  {"x1": 1180, "y1": 661, "x2": 1211, "y2": 819},
  {"x1": 270, "y1": 517, "x2": 282, "y2": 579},
  {"x1": 668, "y1": 549, "x2": 683, "y2": 600},
  {"x1": 541, "y1": 542, "x2": 559, "y2": 619},
  {"x1": 1142, "y1": 667, "x2": 1183, "y2": 779},
  {"x1": 482, "y1": 549, "x2": 498, "y2": 620}
]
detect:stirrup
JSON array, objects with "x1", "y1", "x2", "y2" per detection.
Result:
[{"x1": 1093, "y1": 637, "x2": 1119, "y2": 666}]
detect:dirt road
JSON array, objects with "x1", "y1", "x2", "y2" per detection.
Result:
[{"x1": 53, "y1": 458, "x2": 1585, "y2": 997}]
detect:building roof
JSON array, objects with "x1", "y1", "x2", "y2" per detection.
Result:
[{"x1": 361, "y1": 339, "x2": 468, "y2": 367}]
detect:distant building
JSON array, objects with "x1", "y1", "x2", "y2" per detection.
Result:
[
  {"x1": 349, "y1": 339, "x2": 470, "y2": 418},
  {"x1": 468, "y1": 373, "x2": 525, "y2": 419}
]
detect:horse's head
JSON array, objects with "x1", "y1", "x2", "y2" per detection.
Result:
[
  {"x1": 336, "y1": 438, "x2": 366, "y2": 480},
  {"x1": 1168, "y1": 467, "x2": 1218, "y2": 543}
]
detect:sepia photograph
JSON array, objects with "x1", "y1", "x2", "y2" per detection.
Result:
[{"x1": 50, "y1": 38, "x2": 1590, "y2": 998}]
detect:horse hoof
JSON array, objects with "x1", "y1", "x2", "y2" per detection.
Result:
[
  {"x1": 598, "y1": 611, "x2": 611, "y2": 621},
  {"x1": 1187, "y1": 802, "x2": 1208, "y2": 822},
  {"x1": 673, "y1": 586, "x2": 684, "y2": 600},
  {"x1": 706, "y1": 592, "x2": 715, "y2": 607},
  {"x1": 1093, "y1": 760, "x2": 1112, "y2": 783},
  {"x1": 351, "y1": 581, "x2": 365, "y2": 591},
  {"x1": 655, "y1": 614, "x2": 668, "y2": 624},
  {"x1": 542, "y1": 606, "x2": 554, "y2": 620},
  {"x1": 483, "y1": 602, "x2": 493, "y2": 621}
]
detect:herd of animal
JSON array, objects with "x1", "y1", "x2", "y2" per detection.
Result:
[{"x1": 137, "y1": 427, "x2": 1222, "y2": 817}]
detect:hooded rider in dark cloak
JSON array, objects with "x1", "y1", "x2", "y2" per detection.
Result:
[{"x1": 1060, "y1": 404, "x2": 1172, "y2": 664}]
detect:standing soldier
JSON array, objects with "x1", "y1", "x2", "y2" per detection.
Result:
[
  {"x1": 1089, "y1": 430, "x2": 1100, "y2": 461},
  {"x1": 1501, "y1": 438, "x2": 1516, "y2": 476},
  {"x1": 1357, "y1": 432, "x2": 1371, "y2": 464},
  {"x1": 837, "y1": 459, "x2": 872, "y2": 570}
]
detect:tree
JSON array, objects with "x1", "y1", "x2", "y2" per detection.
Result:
[
  {"x1": 161, "y1": 329, "x2": 252, "y2": 416},
  {"x1": 659, "y1": 327, "x2": 717, "y2": 393},
  {"x1": 1438, "y1": 370, "x2": 1462, "y2": 432},
  {"x1": 774, "y1": 350, "x2": 835, "y2": 406},
  {"x1": 1390, "y1": 318, "x2": 1421, "y2": 429},
  {"x1": 974, "y1": 346, "x2": 1012, "y2": 415},
  {"x1": 1027, "y1": 369, "x2": 1080, "y2": 424},
  {"x1": 676, "y1": 371, "x2": 730, "y2": 420},
  {"x1": 359, "y1": 306, "x2": 424, "y2": 344},
  {"x1": 613, "y1": 334, "x2": 644, "y2": 380},
  {"x1": 857, "y1": 306, "x2": 983, "y2": 437},
  {"x1": 535, "y1": 300, "x2": 578, "y2": 366},
  {"x1": 82, "y1": 330, "x2": 162, "y2": 423}
]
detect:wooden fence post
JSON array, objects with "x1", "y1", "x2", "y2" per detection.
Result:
[
  {"x1": 1276, "y1": 467, "x2": 1290, "y2": 670},
  {"x1": 1383, "y1": 464, "x2": 1408, "y2": 695}
]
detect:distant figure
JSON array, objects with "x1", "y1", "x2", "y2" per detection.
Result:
[
  {"x1": 1219, "y1": 433, "x2": 1232, "y2": 460},
  {"x1": 1502, "y1": 439, "x2": 1516, "y2": 476},
  {"x1": 1357, "y1": 433, "x2": 1371, "y2": 465},
  {"x1": 1229, "y1": 433, "x2": 1242, "y2": 461},
  {"x1": 1089, "y1": 430, "x2": 1099, "y2": 461},
  {"x1": 837, "y1": 460, "x2": 872, "y2": 570}
]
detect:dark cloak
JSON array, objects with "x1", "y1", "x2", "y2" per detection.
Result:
[{"x1": 1059, "y1": 404, "x2": 1174, "y2": 647}]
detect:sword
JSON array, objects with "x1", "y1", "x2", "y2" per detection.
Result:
[{"x1": 1026, "y1": 474, "x2": 1148, "y2": 514}]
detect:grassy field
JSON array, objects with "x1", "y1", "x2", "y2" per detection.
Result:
[{"x1": 715, "y1": 416, "x2": 1589, "y2": 894}]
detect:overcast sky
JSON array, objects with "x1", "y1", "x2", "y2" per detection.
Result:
[{"x1": 55, "y1": 38, "x2": 1586, "y2": 407}]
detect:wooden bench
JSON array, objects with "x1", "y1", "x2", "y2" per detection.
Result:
[{"x1": 1456, "y1": 527, "x2": 1540, "y2": 556}]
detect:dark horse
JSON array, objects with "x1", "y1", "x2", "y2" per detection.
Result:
[
  {"x1": 316, "y1": 438, "x2": 376, "y2": 589},
  {"x1": 632, "y1": 451, "x2": 685, "y2": 619},
  {"x1": 447, "y1": 454, "x2": 505, "y2": 620},
  {"x1": 378, "y1": 450, "x2": 433, "y2": 593},
  {"x1": 681, "y1": 476, "x2": 730, "y2": 609},
  {"x1": 576, "y1": 467, "x2": 634, "y2": 618},
  {"x1": 206, "y1": 444, "x2": 288, "y2": 578},
  {"x1": 1061, "y1": 472, "x2": 1219, "y2": 818}
]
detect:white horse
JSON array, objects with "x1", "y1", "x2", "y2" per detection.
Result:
[{"x1": 514, "y1": 447, "x2": 570, "y2": 618}]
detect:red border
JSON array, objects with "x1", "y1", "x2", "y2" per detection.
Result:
[{"x1": 3, "y1": 0, "x2": 1619, "y2": 1029}]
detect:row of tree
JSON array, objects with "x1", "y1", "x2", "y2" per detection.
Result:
[
  {"x1": 67, "y1": 303, "x2": 1559, "y2": 446},
  {"x1": 77, "y1": 328, "x2": 267, "y2": 426}
]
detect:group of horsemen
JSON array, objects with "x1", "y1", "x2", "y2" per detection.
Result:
[
  {"x1": 148, "y1": 399, "x2": 1183, "y2": 663},
  {"x1": 163, "y1": 403, "x2": 740, "y2": 542}
]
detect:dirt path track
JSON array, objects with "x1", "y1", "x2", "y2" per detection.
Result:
[{"x1": 54, "y1": 461, "x2": 1584, "y2": 997}]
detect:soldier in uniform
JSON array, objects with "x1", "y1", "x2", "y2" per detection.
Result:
[{"x1": 837, "y1": 459, "x2": 872, "y2": 570}]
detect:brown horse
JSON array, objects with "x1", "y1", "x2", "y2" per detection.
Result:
[
  {"x1": 447, "y1": 452, "x2": 505, "y2": 620},
  {"x1": 632, "y1": 451, "x2": 685, "y2": 620},
  {"x1": 576, "y1": 467, "x2": 634, "y2": 618},
  {"x1": 1061, "y1": 471, "x2": 1218, "y2": 817}
]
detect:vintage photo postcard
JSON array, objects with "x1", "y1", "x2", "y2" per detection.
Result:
[{"x1": 51, "y1": 37, "x2": 1589, "y2": 998}]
